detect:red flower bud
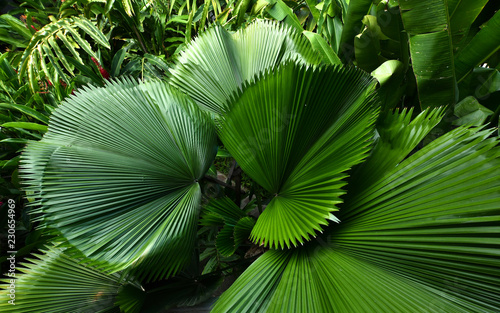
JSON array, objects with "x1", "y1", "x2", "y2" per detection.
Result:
[
  {"x1": 91, "y1": 57, "x2": 100, "y2": 66},
  {"x1": 30, "y1": 25, "x2": 38, "y2": 31},
  {"x1": 99, "y1": 68, "x2": 110, "y2": 80}
]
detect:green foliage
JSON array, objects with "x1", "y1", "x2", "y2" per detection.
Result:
[
  {"x1": 219, "y1": 62, "x2": 378, "y2": 249},
  {"x1": 1, "y1": 0, "x2": 500, "y2": 312},
  {"x1": 20, "y1": 79, "x2": 217, "y2": 281},
  {"x1": 0, "y1": 246, "x2": 131, "y2": 312},
  {"x1": 169, "y1": 19, "x2": 321, "y2": 115}
]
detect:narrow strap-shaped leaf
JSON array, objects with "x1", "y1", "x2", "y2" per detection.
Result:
[
  {"x1": 74, "y1": 16, "x2": 110, "y2": 49},
  {"x1": 0, "y1": 14, "x2": 32, "y2": 40},
  {"x1": 48, "y1": 35, "x2": 74, "y2": 76},
  {"x1": 2, "y1": 121, "x2": 48, "y2": 132},
  {"x1": 0, "y1": 102, "x2": 50, "y2": 124}
]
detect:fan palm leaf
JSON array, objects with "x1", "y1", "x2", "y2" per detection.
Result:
[
  {"x1": 169, "y1": 19, "x2": 322, "y2": 115},
  {"x1": 350, "y1": 106, "x2": 446, "y2": 191},
  {"x1": 20, "y1": 78, "x2": 218, "y2": 281},
  {"x1": 0, "y1": 246, "x2": 138, "y2": 312},
  {"x1": 219, "y1": 62, "x2": 379, "y2": 249},
  {"x1": 213, "y1": 125, "x2": 500, "y2": 312}
]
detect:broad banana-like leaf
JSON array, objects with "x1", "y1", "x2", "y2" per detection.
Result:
[
  {"x1": 219, "y1": 62, "x2": 379, "y2": 249},
  {"x1": 447, "y1": 0, "x2": 489, "y2": 46},
  {"x1": 20, "y1": 78, "x2": 218, "y2": 281},
  {"x1": 339, "y1": 0, "x2": 373, "y2": 61},
  {"x1": 454, "y1": 9, "x2": 500, "y2": 82},
  {"x1": 354, "y1": 15, "x2": 389, "y2": 72},
  {"x1": 214, "y1": 126, "x2": 500, "y2": 312},
  {"x1": 0, "y1": 246, "x2": 138, "y2": 312},
  {"x1": 169, "y1": 19, "x2": 321, "y2": 115},
  {"x1": 264, "y1": 0, "x2": 303, "y2": 32},
  {"x1": 399, "y1": 0, "x2": 456, "y2": 109},
  {"x1": 453, "y1": 96, "x2": 493, "y2": 127}
]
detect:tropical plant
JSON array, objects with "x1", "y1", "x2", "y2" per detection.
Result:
[
  {"x1": 253, "y1": 0, "x2": 500, "y2": 124},
  {"x1": 1, "y1": 18, "x2": 499, "y2": 313}
]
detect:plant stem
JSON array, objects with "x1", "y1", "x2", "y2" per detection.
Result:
[{"x1": 204, "y1": 175, "x2": 235, "y2": 190}]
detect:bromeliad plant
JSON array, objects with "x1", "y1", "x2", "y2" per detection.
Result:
[{"x1": 1, "y1": 19, "x2": 499, "y2": 313}]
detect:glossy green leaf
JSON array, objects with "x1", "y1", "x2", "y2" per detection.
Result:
[
  {"x1": 339, "y1": 0, "x2": 373, "y2": 61},
  {"x1": 110, "y1": 48, "x2": 127, "y2": 77},
  {"x1": 0, "y1": 102, "x2": 50, "y2": 124},
  {"x1": 302, "y1": 31, "x2": 342, "y2": 65},
  {"x1": 2, "y1": 121, "x2": 48, "y2": 132},
  {"x1": 448, "y1": 0, "x2": 489, "y2": 46},
  {"x1": 219, "y1": 62, "x2": 378, "y2": 249},
  {"x1": 454, "y1": 10, "x2": 500, "y2": 82},
  {"x1": 453, "y1": 96, "x2": 493, "y2": 126},
  {"x1": 400, "y1": 0, "x2": 456, "y2": 109},
  {"x1": 371, "y1": 60, "x2": 403, "y2": 86},
  {"x1": 265, "y1": 0, "x2": 303, "y2": 32},
  {"x1": 0, "y1": 14, "x2": 32, "y2": 40}
]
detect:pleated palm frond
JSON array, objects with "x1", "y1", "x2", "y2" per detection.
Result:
[
  {"x1": 20, "y1": 78, "x2": 218, "y2": 281},
  {"x1": 332, "y1": 126, "x2": 500, "y2": 311},
  {"x1": 169, "y1": 19, "x2": 322, "y2": 115},
  {"x1": 213, "y1": 126, "x2": 500, "y2": 312},
  {"x1": 0, "y1": 246, "x2": 139, "y2": 313},
  {"x1": 200, "y1": 197, "x2": 255, "y2": 256},
  {"x1": 212, "y1": 246, "x2": 470, "y2": 313},
  {"x1": 350, "y1": 106, "x2": 446, "y2": 191},
  {"x1": 219, "y1": 62, "x2": 379, "y2": 249}
]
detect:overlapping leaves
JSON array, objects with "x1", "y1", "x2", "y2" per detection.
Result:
[
  {"x1": 18, "y1": 16, "x2": 110, "y2": 92},
  {"x1": 169, "y1": 19, "x2": 321, "y2": 115},
  {"x1": 214, "y1": 122, "x2": 500, "y2": 312},
  {"x1": 200, "y1": 197, "x2": 255, "y2": 256}
]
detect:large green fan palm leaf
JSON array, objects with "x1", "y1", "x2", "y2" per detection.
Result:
[
  {"x1": 219, "y1": 62, "x2": 379, "y2": 249},
  {"x1": 0, "y1": 246, "x2": 138, "y2": 312},
  {"x1": 169, "y1": 19, "x2": 321, "y2": 115},
  {"x1": 20, "y1": 79, "x2": 218, "y2": 281},
  {"x1": 213, "y1": 125, "x2": 500, "y2": 312}
]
